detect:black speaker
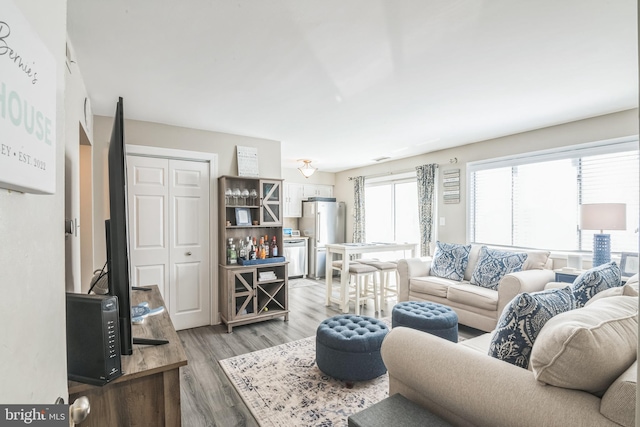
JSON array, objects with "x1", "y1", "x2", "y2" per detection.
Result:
[{"x1": 66, "y1": 293, "x2": 123, "y2": 386}]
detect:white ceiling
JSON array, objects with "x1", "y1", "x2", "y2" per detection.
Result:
[{"x1": 67, "y1": 0, "x2": 638, "y2": 173}]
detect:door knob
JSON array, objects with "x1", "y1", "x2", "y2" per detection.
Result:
[
  {"x1": 69, "y1": 396, "x2": 90, "y2": 426},
  {"x1": 186, "y1": 251, "x2": 192, "y2": 256}
]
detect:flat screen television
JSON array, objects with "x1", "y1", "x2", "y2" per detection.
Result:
[{"x1": 106, "y1": 97, "x2": 167, "y2": 355}]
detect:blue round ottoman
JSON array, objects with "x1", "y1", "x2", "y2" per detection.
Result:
[
  {"x1": 392, "y1": 301, "x2": 458, "y2": 342},
  {"x1": 316, "y1": 315, "x2": 389, "y2": 382}
]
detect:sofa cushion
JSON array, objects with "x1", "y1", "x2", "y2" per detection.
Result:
[
  {"x1": 571, "y1": 261, "x2": 622, "y2": 307},
  {"x1": 470, "y1": 246, "x2": 529, "y2": 290},
  {"x1": 459, "y1": 332, "x2": 493, "y2": 353},
  {"x1": 584, "y1": 285, "x2": 625, "y2": 306},
  {"x1": 600, "y1": 361, "x2": 637, "y2": 427},
  {"x1": 488, "y1": 286, "x2": 575, "y2": 369},
  {"x1": 447, "y1": 284, "x2": 498, "y2": 311},
  {"x1": 430, "y1": 241, "x2": 471, "y2": 281},
  {"x1": 583, "y1": 277, "x2": 638, "y2": 305},
  {"x1": 530, "y1": 296, "x2": 638, "y2": 395},
  {"x1": 409, "y1": 276, "x2": 454, "y2": 298}
]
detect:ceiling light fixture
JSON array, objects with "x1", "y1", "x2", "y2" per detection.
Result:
[{"x1": 298, "y1": 160, "x2": 317, "y2": 178}]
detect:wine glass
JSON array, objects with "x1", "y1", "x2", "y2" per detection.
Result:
[
  {"x1": 232, "y1": 188, "x2": 241, "y2": 205},
  {"x1": 241, "y1": 189, "x2": 250, "y2": 206},
  {"x1": 249, "y1": 189, "x2": 258, "y2": 206},
  {"x1": 225, "y1": 188, "x2": 233, "y2": 205}
]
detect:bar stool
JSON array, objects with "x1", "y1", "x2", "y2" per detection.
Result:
[
  {"x1": 358, "y1": 259, "x2": 398, "y2": 307},
  {"x1": 331, "y1": 261, "x2": 379, "y2": 314},
  {"x1": 347, "y1": 263, "x2": 379, "y2": 315},
  {"x1": 329, "y1": 260, "x2": 362, "y2": 312}
]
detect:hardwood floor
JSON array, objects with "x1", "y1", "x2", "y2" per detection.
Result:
[{"x1": 177, "y1": 278, "x2": 482, "y2": 426}]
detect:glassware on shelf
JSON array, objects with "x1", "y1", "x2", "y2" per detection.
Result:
[
  {"x1": 241, "y1": 189, "x2": 250, "y2": 206},
  {"x1": 225, "y1": 188, "x2": 233, "y2": 205},
  {"x1": 249, "y1": 189, "x2": 258, "y2": 206},
  {"x1": 232, "y1": 188, "x2": 241, "y2": 205}
]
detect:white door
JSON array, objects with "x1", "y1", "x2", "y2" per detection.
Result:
[
  {"x1": 127, "y1": 155, "x2": 210, "y2": 330},
  {"x1": 169, "y1": 159, "x2": 210, "y2": 330}
]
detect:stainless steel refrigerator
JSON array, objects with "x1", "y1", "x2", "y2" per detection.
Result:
[{"x1": 300, "y1": 200, "x2": 346, "y2": 279}]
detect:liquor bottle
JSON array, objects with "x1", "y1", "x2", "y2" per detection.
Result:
[
  {"x1": 250, "y1": 237, "x2": 257, "y2": 260},
  {"x1": 227, "y1": 238, "x2": 234, "y2": 264},
  {"x1": 263, "y1": 235, "x2": 270, "y2": 258},
  {"x1": 245, "y1": 236, "x2": 251, "y2": 260},
  {"x1": 238, "y1": 238, "x2": 247, "y2": 260},
  {"x1": 229, "y1": 243, "x2": 237, "y2": 265},
  {"x1": 270, "y1": 236, "x2": 278, "y2": 257},
  {"x1": 258, "y1": 237, "x2": 265, "y2": 259}
]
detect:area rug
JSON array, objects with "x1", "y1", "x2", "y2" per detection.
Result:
[{"x1": 219, "y1": 335, "x2": 388, "y2": 427}]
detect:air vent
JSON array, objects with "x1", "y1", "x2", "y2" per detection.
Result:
[{"x1": 373, "y1": 157, "x2": 391, "y2": 162}]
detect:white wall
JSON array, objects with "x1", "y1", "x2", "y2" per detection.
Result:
[
  {"x1": 64, "y1": 37, "x2": 93, "y2": 292},
  {"x1": 0, "y1": 0, "x2": 68, "y2": 404},
  {"x1": 90, "y1": 116, "x2": 282, "y2": 281},
  {"x1": 335, "y1": 109, "x2": 639, "y2": 245},
  {"x1": 281, "y1": 168, "x2": 335, "y2": 186}
]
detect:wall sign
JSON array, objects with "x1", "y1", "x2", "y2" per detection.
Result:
[
  {"x1": 443, "y1": 169, "x2": 460, "y2": 204},
  {"x1": 0, "y1": 0, "x2": 56, "y2": 194},
  {"x1": 236, "y1": 146, "x2": 259, "y2": 177}
]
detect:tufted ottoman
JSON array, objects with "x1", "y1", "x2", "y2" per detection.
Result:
[
  {"x1": 316, "y1": 315, "x2": 389, "y2": 383},
  {"x1": 392, "y1": 301, "x2": 458, "y2": 342}
]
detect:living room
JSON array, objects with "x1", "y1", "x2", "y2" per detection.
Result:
[{"x1": 2, "y1": 1, "x2": 638, "y2": 426}]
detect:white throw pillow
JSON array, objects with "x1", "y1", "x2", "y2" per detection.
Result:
[
  {"x1": 522, "y1": 250, "x2": 550, "y2": 270},
  {"x1": 530, "y1": 296, "x2": 638, "y2": 394}
]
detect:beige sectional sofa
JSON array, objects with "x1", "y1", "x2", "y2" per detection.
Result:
[
  {"x1": 381, "y1": 275, "x2": 639, "y2": 427},
  {"x1": 397, "y1": 244, "x2": 555, "y2": 332}
]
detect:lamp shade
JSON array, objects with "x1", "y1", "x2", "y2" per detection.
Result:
[
  {"x1": 580, "y1": 203, "x2": 626, "y2": 232},
  {"x1": 298, "y1": 160, "x2": 316, "y2": 178}
]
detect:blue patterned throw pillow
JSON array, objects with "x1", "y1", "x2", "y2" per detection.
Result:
[
  {"x1": 430, "y1": 241, "x2": 472, "y2": 281},
  {"x1": 470, "y1": 247, "x2": 528, "y2": 290},
  {"x1": 488, "y1": 287, "x2": 576, "y2": 369},
  {"x1": 572, "y1": 261, "x2": 622, "y2": 308}
]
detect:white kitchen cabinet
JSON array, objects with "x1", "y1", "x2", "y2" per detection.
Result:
[
  {"x1": 302, "y1": 184, "x2": 333, "y2": 199},
  {"x1": 283, "y1": 182, "x2": 304, "y2": 217}
]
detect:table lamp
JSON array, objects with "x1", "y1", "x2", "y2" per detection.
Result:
[{"x1": 580, "y1": 203, "x2": 626, "y2": 267}]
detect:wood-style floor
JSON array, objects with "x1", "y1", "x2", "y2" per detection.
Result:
[{"x1": 177, "y1": 278, "x2": 482, "y2": 427}]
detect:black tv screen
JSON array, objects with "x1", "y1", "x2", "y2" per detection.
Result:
[{"x1": 106, "y1": 97, "x2": 133, "y2": 355}]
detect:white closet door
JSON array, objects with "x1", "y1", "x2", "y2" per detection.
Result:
[
  {"x1": 127, "y1": 155, "x2": 210, "y2": 330},
  {"x1": 169, "y1": 159, "x2": 210, "y2": 330},
  {"x1": 127, "y1": 156, "x2": 170, "y2": 298}
]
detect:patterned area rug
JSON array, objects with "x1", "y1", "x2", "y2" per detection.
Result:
[{"x1": 219, "y1": 335, "x2": 388, "y2": 427}]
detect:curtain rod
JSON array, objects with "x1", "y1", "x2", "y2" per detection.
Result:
[{"x1": 349, "y1": 165, "x2": 438, "y2": 181}]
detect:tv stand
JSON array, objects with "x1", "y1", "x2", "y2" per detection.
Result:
[
  {"x1": 133, "y1": 337, "x2": 169, "y2": 346},
  {"x1": 69, "y1": 285, "x2": 187, "y2": 426},
  {"x1": 132, "y1": 286, "x2": 168, "y2": 345}
]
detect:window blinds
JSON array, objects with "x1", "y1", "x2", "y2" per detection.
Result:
[{"x1": 469, "y1": 139, "x2": 639, "y2": 252}]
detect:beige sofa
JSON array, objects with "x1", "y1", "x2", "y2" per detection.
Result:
[
  {"x1": 381, "y1": 276, "x2": 639, "y2": 427},
  {"x1": 397, "y1": 245, "x2": 555, "y2": 332}
]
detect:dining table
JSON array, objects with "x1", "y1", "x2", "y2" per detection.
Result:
[{"x1": 324, "y1": 242, "x2": 418, "y2": 313}]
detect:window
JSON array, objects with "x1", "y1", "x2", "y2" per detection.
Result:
[
  {"x1": 469, "y1": 138, "x2": 639, "y2": 253},
  {"x1": 365, "y1": 174, "x2": 419, "y2": 248}
]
